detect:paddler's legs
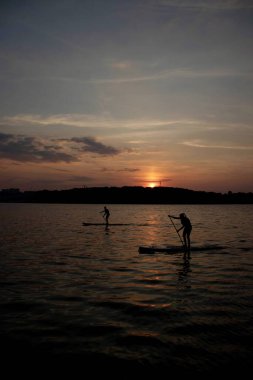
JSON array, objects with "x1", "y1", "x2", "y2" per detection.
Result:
[{"x1": 183, "y1": 229, "x2": 191, "y2": 258}]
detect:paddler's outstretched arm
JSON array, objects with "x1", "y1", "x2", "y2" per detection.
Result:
[{"x1": 168, "y1": 214, "x2": 180, "y2": 219}]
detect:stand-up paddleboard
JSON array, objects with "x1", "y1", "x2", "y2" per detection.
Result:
[
  {"x1": 83, "y1": 222, "x2": 132, "y2": 226},
  {"x1": 82, "y1": 222, "x2": 156, "y2": 226},
  {"x1": 139, "y1": 244, "x2": 226, "y2": 254}
]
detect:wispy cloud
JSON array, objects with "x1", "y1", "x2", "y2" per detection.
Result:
[
  {"x1": 154, "y1": 0, "x2": 253, "y2": 11},
  {"x1": 0, "y1": 113, "x2": 207, "y2": 129},
  {"x1": 0, "y1": 114, "x2": 105, "y2": 128},
  {"x1": 118, "y1": 168, "x2": 140, "y2": 172},
  {"x1": 110, "y1": 61, "x2": 134, "y2": 70},
  {"x1": 84, "y1": 67, "x2": 251, "y2": 84},
  {"x1": 182, "y1": 139, "x2": 253, "y2": 150},
  {"x1": 2, "y1": 67, "x2": 250, "y2": 86}
]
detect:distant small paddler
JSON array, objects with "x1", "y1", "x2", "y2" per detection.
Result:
[{"x1": 100, "y1": 206, "x2": 110, "y2": 226}]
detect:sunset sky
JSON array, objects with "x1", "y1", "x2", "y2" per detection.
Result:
[{"x1": 1, "y1": 0, "x2": 253, "y2": 192}]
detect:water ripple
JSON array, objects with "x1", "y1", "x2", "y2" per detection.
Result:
[{"x1": 1, "y1": 203, "x2": 253, "y2": 373}]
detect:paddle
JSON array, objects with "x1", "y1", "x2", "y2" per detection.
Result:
[
  {"x1": 168, "y1": 215, "x2": 184, "y2": 247},
  {"x1": 99, "y1": 210, "x2": 105, "y2": 221}
]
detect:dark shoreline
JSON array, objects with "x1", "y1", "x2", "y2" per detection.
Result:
[{"x1": 1, "y1": 186, "x2": 253, "y2": 204}]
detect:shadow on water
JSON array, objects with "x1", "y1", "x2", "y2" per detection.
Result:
[{"x1": 177, "y1": 257, "x2": 191, "y2": 289}]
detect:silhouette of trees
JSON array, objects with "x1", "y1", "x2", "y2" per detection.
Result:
[{"x1": 0, "y1": 186, "x2": 252, "y2": 204}]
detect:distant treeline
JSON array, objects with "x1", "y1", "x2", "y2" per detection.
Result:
[{"x1": 0, "y1": 186, "x2": 253, "y2": 204}]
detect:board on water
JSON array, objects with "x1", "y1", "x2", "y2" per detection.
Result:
[
  {"x1": 82, "y1": 222, "x2": 155, "y2": 226},
  {"x1": 138, "y1": 244, "x2": 226, "y2": 254},
  {"x1": 83, "y1": 222, "x2": 133, "y2": 226}
]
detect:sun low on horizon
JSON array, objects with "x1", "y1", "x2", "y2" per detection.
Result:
[{"x1": 148, "y1": 183, "x2": 157, "y2": 189}]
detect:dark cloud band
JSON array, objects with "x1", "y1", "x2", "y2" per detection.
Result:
[
  {"x1": 0, "y1": 132, "x2": 120, "y2": 163},
  {"x1": 71, "y1": 136, "x2": 120, "y2": 155}
]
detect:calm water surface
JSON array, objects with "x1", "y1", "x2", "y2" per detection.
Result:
[{"x1": 1, "y1": 203, "x2": 253, "y2": 374}]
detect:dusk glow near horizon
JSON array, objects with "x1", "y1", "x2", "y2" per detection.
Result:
[{"x1": 1, "y1": 0, "x2": 253, "y2": 193}]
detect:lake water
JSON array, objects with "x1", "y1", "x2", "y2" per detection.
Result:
[{"x1": 1, "y1": 203, "x2": 253, "y2": 374}]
